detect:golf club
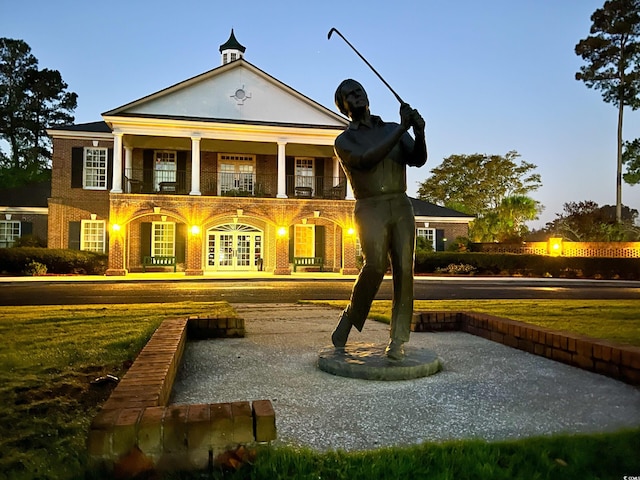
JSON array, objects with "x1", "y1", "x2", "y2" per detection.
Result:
[{"x1": 328, "y1": 27, "x2": 405, "y2": 105}]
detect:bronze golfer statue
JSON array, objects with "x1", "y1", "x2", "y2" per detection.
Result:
[{"x1": 331, "y1": 79, "x2": 427, "y2": 360}]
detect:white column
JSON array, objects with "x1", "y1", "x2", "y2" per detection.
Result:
[
  {"x1": 190, "y1": 136, "x2": 201, "y2": 195},
  {"x1": 332, "y1": 156, "x2": 340, "y2": 187},
  {"x1": 276, "y1": 141, "x2": 287, "y2": 198},
  {"x1": 111, "y1": 132, "x2": 123, "y2": 193},
  {"x1": 346, "y1": 178, "x2": 355, "y2": 200},
  {"x1": 124, "y1": 147, "x2": 133, "y2": 192}
]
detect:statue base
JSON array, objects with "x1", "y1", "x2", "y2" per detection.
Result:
[{"x1": 317, "y1": 342, "x2": 442, "y2": 381}]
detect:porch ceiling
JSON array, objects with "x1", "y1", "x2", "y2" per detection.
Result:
[{"x1": 124, "y1": 135, "x2": 335, "y2": 157}]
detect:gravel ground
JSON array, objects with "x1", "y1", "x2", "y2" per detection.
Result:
[{"x1": 171, "y1": 303, "x2": 640, "y2": 452}]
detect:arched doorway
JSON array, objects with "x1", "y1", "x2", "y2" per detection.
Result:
[{"x1": 205, "y1": 223, "x2": 263, "y2": 271}]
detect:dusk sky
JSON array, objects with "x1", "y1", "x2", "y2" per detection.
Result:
[{"x1": 2, "y1": 0, "x2": 639, "y2": 228}]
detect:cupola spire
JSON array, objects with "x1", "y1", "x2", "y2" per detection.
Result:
[{"x1": 219, "y1": 29, "x2": 246, "y2": 65}]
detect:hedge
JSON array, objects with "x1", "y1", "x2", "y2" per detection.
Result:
[
  {"x1": 415, "y1": 252, "x2": 640, "y2": 280},
  {"x1": 0, "y1": 247, "x2": 108, "y2": 276}
]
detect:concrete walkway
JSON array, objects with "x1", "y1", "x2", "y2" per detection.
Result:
[{"x1": 171, "y1": 303, "x2": 640, "y2": 452}]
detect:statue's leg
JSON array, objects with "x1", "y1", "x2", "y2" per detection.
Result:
[
  {"x1": 386, "y1": 197, "x2": 416, "y2": 358},
  {"x1": 332, "y1": 199, "x2": 389, "y2": 347}
]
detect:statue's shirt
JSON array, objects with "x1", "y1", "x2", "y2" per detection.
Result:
[{"x1": 335, "y1": 115, "x2": 420, "y2": 199}]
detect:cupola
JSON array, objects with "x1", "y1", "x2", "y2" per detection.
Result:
[{"x1": 219, "y1": 29, "x2": 246, "y2": 65}]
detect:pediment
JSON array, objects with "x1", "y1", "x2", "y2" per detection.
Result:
[{"x1": 104, "y1": 59, "x2": 347, "y2": 128}]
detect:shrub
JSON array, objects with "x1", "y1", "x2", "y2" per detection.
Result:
[
  {"x1": 0, "y1": 247, "x2": 108, "y2": 275},
  {"x1": 22, "y1": 260, "x2": 47, "y2": 276}
]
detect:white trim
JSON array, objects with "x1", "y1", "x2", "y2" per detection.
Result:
[
  {"x1": 0, "y1": 207, "x2": 48, "y2": 214},
  {"x1": 46, "y1": 130, "x2": 112, "y2": 140},
  {"x1": 414, "y1": 215, "x2": 474, "y2": 224}
]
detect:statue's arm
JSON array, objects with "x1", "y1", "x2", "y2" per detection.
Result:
[
  {"x1": 403, "y1": 109, "x2": 427, "y2": 167},
  {"x1": 335, "y1": 125, "x2": 408, "y2": 170}
]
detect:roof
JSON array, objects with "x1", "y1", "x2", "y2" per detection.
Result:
[
  {"x1": 48, "y1": 121, "x2": 111, "y2": 133},
  {"x1": 219, "y1": 29, "x2": 246, "y2": 53},
  {"x1": 409, "y1": 197, "x2": 475, "y2": 219},
  {"x1": 0, "y1": 181, "x2": 51, "y2": 207}
]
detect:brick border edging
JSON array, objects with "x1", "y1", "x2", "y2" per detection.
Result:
[
  {"x1": 87, "y1": 315, "x2": 276, "y2": 472},
  {"x1": 411, "y1": 311, "x2": 640, "y2": 386}
]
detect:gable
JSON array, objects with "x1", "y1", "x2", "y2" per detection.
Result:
[{"x1": 104, "y1": 60, "x2": 347, "y2": 129}]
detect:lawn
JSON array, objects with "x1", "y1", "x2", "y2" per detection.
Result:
[
  {"x1": 307, "y1": 299, "x2": 640, "y2": 346},
  {"x1": 0, "y1": 300, "x2": 639, "y2": 479}
]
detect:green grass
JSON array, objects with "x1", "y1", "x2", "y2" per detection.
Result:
[
  {"x1": 0, "y1": 302, "x2": 236, "y2": 480},
  {"x1": 1, "y1": 301, "x2": 639, "y2": 480},
  {"x1": 306, "y1": 299, "x2": 640, "y2": 346}
]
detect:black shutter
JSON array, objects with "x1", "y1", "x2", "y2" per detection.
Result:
[
  {"x1": 175, "y1": 223, "x2": 186, "y2": 263},
  {"x1": 314, "y1": 225, "x2": 325, "y2": 259},
  {"x1": 68, "y1": 221, "x2": 81, "y2": 250},
  {"x1": 177, "y1": 151, "x2": 187, "y2": 193},
  {"x1": 107, "y1": 148, "x2": 114, "y2": 190},
  {"x1": 289, "y1": 225, "x2": 295, "y2": 262},
  {"x1": 140, "y1": 223, "x2": 152, "y2": 258},
  {"x1": 436, "y1": 229, "x2": 445, "y2": 252},
  {"x1": 285, "y1": 157, "x2": 294, "y2": 196},
  {"x1": 21, "y1": 222, "x2": 33, "y2": 236},
  {"x1": 315, "y1": 158, "x2": 325, "y2": 195},
  {"x1": 71, "y1": 147, "x2": 84, "y2": 188},
  {"x1": 143, "y1": 150, "x2": 154, "y2": 193}
]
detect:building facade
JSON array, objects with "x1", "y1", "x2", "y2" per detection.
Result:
[{"x1": 46, "y1": 31, "x2": 471, "y2": 276}]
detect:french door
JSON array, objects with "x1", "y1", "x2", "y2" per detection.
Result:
[{"x1": 206, "y1": 224, "x2": 262, "y2": 271}]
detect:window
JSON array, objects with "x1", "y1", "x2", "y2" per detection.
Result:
[
  {"x1": 154, "y1": 150, "x2": 177, "y2": 191},
  {"x1": 84, "y1": 147, "x2": 108, "y2": 189},
  {"x1": 152, "y1": 222, "x2": 175, "y2": 257},
  {"x1": 218, "y1": 154, "x2": 255, "y2": 195},
  {"x1": 294, "y1": 224, "x2": 315, "y2": 257},
  {"x1": 295, "y1": 157, "x2": 314, "y2": 190},
  {"x1": 81, "y1": 220, "x2": 106, "y2": 252},
  {"x1": 416, "y1": 227, "x2": 436, "y2": 251},
  {"x1": 0, "y1": 220, "x2": 20, "y2": 248}
]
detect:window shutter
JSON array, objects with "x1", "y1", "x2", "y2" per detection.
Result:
[
  {"x1": 289, "y1": 225, "x2": 294, "y2": 261},
  {"x1": 177, "y1": 151, "x2": 187, "y2": 193},
  {"x1": 21, "y1": 222, "x2": 33, "y2": 236},
  {"x1": 107, "y1": 148, "x2": 114, "y2": 190},
  {"x1": 436, "y1": 229, "x2": 445, "y2": 252},
  {"x1": 71, "y1": 147, "x2": 84, "y2": 188},
  {"x1": 140, "y1": 223, "x2": 152, "y2": 258},
  {"x1": 68, "y1": 221, "x2": 81, "y2": 250},
  {"x1": 175, "y1": 223, "x2": 186, "y2": 263},
  {"x1": 143, "y1": 150, "x2": 154, "y2": 192},
  {"x1": 314, "y1": 225, "x2": 325, "y2": 259},
  {"x1": 285, "y1": 157, "x2": 294, "y2": 196}
]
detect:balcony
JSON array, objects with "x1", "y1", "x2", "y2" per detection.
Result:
[{"x1": 123, "y1": 168, "x2": 346, "y2": 199}]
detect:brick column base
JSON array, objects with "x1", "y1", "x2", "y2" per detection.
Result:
[
  {"x1": 106, "y1": 269, "x2": 128, "y2": 276},
  {"x1": 341, "y1": 268, "x2": 359, "y2": 275},
  {"x1": 185, "y1": 269, "x2": 204, "y2": 276}
]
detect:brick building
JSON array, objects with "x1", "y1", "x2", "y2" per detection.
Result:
[{"x1": 45, "y1": 31, "x2": 472, "y2": 276}]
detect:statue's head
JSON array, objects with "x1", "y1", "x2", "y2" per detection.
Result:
[{"x1": 335, "y1": 79, "x2": 369, "y2": 118}]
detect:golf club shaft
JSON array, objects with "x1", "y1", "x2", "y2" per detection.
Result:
[{"x1": 328, "y1": 27, "x2": 405, "y2": 105}]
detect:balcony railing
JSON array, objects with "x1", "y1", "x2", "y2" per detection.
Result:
[{"x1": 123, "y1": 168, "x2": 346, "y2": 199}]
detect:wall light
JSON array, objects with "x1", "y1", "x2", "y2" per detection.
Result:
[
  {"x1": 548, "y1": 237, "x2": 563, "y2": 256},
  {"x1": 190, "y1": 225, "x2": 201, "y2": 235},
  {"x1": 347, "y1": 227, "x2": 355, "y2": 236},
  {"x1": 277, "y1": 226, "x2": 287, "y2": 237},
  {"x1": 112, "y1": 224, "x2": 121, "y2": 232}
]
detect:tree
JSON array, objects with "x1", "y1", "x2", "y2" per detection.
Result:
[
  {"x1": 575, "y1": 0, "x2": 640, "y2": 222},
  {"x1": 417, "y1": 151, "x2": 543, "y2": 242},
  {"x1": 544, "y1": 200, "x2": 639, "y2": 241},
  {"x1": 623, "y1": 137, "x2": 640, "y2": 184},
  {"x1": 0, "y1": 38, "x2": 77, "y2": 188}
]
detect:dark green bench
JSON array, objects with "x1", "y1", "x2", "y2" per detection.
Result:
[
  {"x1": 293, "y1": 256, "x2": 323, "y2": 272},
  {"x1": 142, "y1": 256, "x2": 176, "y2": 272}
]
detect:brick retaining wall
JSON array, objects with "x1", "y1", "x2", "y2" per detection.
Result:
[
  {"x1": 87, "y1": 315, "x2": 276, "y2": 474},
  {"x1": 412, "y1": 311, "x2": 640, "y2": 386}
]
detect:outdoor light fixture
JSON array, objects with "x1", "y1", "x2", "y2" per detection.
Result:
[
  {"x1": 548, "y1": 237, "x2": 562, "y2": 256},
  {"x1": 277, "y1": 226, "x2": 287, "y2": 237},
  {"x1": 347, "y1": 227, "x2": 355, "y2": 236},
  {"x1": 112, "y1": 224, "x2": 121, "y2": 232},
  {"x1": 190, "y1": 225, "x2": 201, "y2": 235}
]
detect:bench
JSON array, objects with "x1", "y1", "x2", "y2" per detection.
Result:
[
  {"x1": 142, "y1": 256, "x2": 177, "y2": 272},
  {"x1": 293, "y1": 256, "x2": 323, "y2": 272}
]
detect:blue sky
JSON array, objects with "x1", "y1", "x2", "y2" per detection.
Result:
[{"x1": 2, "y1": 0, "x2": 639, "y2": 228}]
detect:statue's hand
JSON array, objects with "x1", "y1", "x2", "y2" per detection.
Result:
[
  {"x1": 411, "y1": 109, "x2": 426, "y2": 132},
  {"x1": 400, "y1": 103, "x2": 413, "y2": 131}
]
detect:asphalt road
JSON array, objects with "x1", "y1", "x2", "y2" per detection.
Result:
[{"x1": 0, "y1": 277, "x2": 639, "y2": 306}]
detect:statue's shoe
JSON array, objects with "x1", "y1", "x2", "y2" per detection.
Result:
[
  {"x1": 331, "y1": 310, "x2": 352, "y2": 348},
  {"x1": 385, "y1": 339, "x2": 405, "y2": 360}
]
